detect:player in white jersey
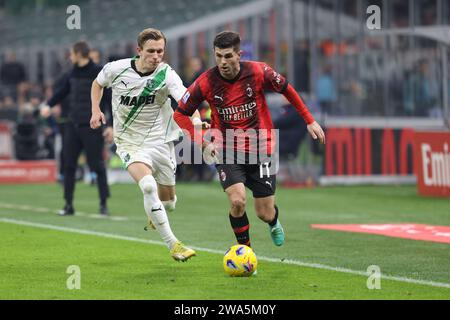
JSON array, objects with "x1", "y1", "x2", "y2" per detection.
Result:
[{"x1": 90, "y1": 28, "x2": 201, "y2": 261}]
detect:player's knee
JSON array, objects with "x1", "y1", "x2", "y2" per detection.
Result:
[
  {"x1": 162, "y1": 195, "x2": 177, "y2": 212},
  {"x1": 255, "y1": 203, "x2": 275, "y2": 222},
  {"x1": 138, "y1": 175, "x2": 157, "y2": 195},
  {"x1": 255, "y1": 201, "x2": 269, "y2": 213},
  {"x1": 230, "y1": 197, "x2": 246, "y2": 213}
]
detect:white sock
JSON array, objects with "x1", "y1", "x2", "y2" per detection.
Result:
[
  {"x1": 138, "y1": 175, "x2": 178, "y2": 249},
  {"x1": 162, "y1": 195, "x2": 177, "y2": 212}
]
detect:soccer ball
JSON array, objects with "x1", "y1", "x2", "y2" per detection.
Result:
[{"x1": 223, "y1": 244, "x2": 257, "y2": 277}]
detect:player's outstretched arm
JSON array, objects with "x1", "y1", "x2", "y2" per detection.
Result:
[
  {"x1": 174, "y1": 109, "x2": 201, "y2": 145},
  {"x1": 90, "y1": 79, "x2": 106, "y2": 129},
  {"x1": 282, "y1": 83, "x2": 325, "y2": 144},
  {"x1": 174, "y1": 109, "x2": 217, "y2": 164}
]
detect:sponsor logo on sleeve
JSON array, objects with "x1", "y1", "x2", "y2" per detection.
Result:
[{"x1": 182, "y1": 91, "x2": 190, "y2": 104}]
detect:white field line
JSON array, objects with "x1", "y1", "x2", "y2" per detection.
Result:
[
  {"x1": 1, "y1": 217, "x2": 450, "y2": 290},
  {"x1": 0, "y1": 202, "x2": 129, "y2": 221}
]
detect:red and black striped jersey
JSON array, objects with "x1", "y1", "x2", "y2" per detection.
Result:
[{"x1": 178, "y1": 61, "x2": 287, "y2": 154}]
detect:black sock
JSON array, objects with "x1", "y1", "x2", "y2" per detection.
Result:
[
  {"x1": 229, "y1": 212, "x2": 251, "y2": 247},
  {"x1": 269, "y1": 205, "x2": 279, "y2": 227}
]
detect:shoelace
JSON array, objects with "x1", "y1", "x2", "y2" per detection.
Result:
[{"x1": 272, "y1": 226, "x2": 283, "y2": 235}]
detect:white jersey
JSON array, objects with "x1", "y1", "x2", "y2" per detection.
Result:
[{"x1": 96, "y1": 58, "x2": 186, "y2": 147}]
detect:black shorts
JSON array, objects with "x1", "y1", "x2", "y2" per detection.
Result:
[{"x1": 215, "y1": 163, "x2": 276, "y2": 198}]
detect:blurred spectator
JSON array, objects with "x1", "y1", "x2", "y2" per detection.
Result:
[
  {"x1": 186, "y1": 57, "x2": 205, "y2": 86},
  {"x1": 294, "y1": 41, "x2": 310, "y2": 92},
  {"x1": 89, "y1": 48, "x2": 112, "y2": 184},
  {"x1": 85, "y1": 48, "x2": 116, "y2": 185},
  {"x1": 52, "y1": 71, "x2": 72, "y2": 181},
  {"x1": 89, "y1": 49, "x2": 101, "y2": 64},
  {"x1": 392, "y1": 1, "x2": 409, "y2": 28},
  {"x1": 0, "y1": 96, "x2": 18, "y2": 121},
  {"x1": 0, "y1": 51, "x2": 26, "y2": 100},
  {"x1": 315, "y1": 65, "x2": 337, "y2": 116},
  {"x1": 188, "y1": 57, "x2": 214, "y2": 181},
  {"x1": 2, "y1": 95, "x2": 15, "y2": 109},
  {"x1": 18, "y1": 90, "x2": 41, "y2": 121},
  {"x1": 421, "y1": 4, "x2": 437, "y2": 25},
  {"x1": 13, "y1": 90, "x2": 43, "y2": 160},
  {"x1": 403, "y1": 59, "x2": 440, "y2": 117},
  {"x1": 15, "y1": 88, "x2": 57, "y2": 159},
  {"x1": 273, "y1": 99, "x2": 308, "y2": 161},
  {"x1": 0, "y1": 93, "x2": 16, "y2": 121},
  {"x1": 14, "y1": 120, "x2": 40, "y2": 160}
]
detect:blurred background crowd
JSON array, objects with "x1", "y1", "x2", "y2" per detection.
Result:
[{"x1": 0, "y1": 0, "x2": 449, "y2": 183}]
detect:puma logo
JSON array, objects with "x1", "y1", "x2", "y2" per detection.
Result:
[
  {"x1": 121, "y1": 80, "x2": 129, "y2": 87},
  {"x1": 214, "y1": 95, "x2": 223, "y2": 102},
  {"x1": 265, "y1": 181, "x2": 272, "y2": 188},
  {"x1": 151, "y1": 206, "x2": 162, "y2": 212}
]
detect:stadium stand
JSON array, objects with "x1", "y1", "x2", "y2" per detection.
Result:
[{"x1": 0, "y1": 0, "x2": 449, "y2": 185}]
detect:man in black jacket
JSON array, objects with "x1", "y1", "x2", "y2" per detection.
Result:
[
  {"x1": 0, "y1": 52, "x2": 26, "y2": 100},
  {"x1": 42, "y1": 42, "x2": 112, "y2": 216}
]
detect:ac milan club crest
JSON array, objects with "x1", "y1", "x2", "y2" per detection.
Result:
[
  {"x1": 220, "y1": 170, "x2": 227, "y2": 182},
  {"x1": 246, "y1": 84, "x2": 253, "y2": 97}
]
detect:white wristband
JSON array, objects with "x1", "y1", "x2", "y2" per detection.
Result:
[{"x1": 192, "y1": 117, "x2": 202, "y2": 126}]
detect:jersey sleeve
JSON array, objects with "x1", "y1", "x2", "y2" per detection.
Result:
[
  {"x1": 167, "y1": 67, "x2": 187, "y2": 102},
  {"x1": 96, "y1": 62, "x2": 114, "y2": 88},
  {"x1": 177, "y1": 79, "x2": 206, "y2": 117},
  {"x1": 261, "y1": 63, "x2": 288, "y2": 93}
]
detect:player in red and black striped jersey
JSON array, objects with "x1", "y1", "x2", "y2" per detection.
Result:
[{"x1": 174, "y1": 31, "x2": 325, "y2": 248}]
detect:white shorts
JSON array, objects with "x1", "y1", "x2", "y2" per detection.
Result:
[{"x1": 116, "y1": 142, "x2": 177, "y2": 186}]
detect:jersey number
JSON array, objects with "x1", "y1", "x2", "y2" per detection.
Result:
[{"x1": 259, "y1": 162, "x2": 271, "y2": 178}]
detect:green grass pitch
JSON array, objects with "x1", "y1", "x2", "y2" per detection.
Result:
[{"x1": 0, "y1": 182, "x2": 449, "y2": 299}]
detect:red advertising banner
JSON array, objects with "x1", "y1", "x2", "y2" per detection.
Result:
[
  {"x1": 414, "y1": 131, "x2": 450, "y2": 198},
  {"x1": 325, "y1": 127, "x2": 415, "y2": 176},
  {"x1": 0, "y1": 160, "x2": 57, "y2": 184},
  {"x1": 0, "y1": 121, "x2": 13, "y2": 160}
]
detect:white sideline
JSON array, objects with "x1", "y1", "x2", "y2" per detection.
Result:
[{"x1": 1, "y1": 217, "x2": 450, "y2": 290}]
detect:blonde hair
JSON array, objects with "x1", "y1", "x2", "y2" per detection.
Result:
[{"x1": 137, "y1": 28, "x2": 166, "y2": 48}]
